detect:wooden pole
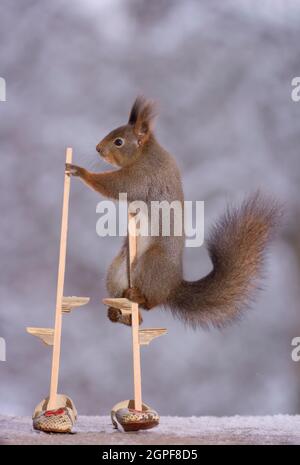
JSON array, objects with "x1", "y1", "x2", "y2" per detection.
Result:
[
  {"x1": 128, "y1": 213, "x2": 142, "y2": 411},
  {"x1": 48, "y1": 147, "x2": 72, "y2": 410}
]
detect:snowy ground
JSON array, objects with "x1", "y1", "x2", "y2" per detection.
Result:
[{"x1": 1, "y1": 415, "x2": 299, "y2": 445}]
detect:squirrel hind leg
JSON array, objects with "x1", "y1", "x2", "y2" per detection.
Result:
[
  {"x1": 106, "y1": 248, "x2": 129, "y2": 298},
  {"x1": 132, "y1": 245, "x2": 182, "y2": 310}
]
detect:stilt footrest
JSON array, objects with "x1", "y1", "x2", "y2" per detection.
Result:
[
  {"x1": 26, "y1": 327, "x2": 54, "y2": 346},
  {"x1": 102, "y1": 297, "x2": 133, "y2": 314},
  {"x1": 62, "y1": 296, "x2": 90, "y2": 313},
  {"x1": 138, "y1": 328, "x2": 167, "y2": 346}
]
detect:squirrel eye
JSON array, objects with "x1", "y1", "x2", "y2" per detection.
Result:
[{"x1": 114, "y1": 138, "x2": 124, "y2": 147}]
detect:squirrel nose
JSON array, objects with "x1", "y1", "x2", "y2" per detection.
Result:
[{"x1": 96, "y1": 144, "x2": 104, "y2": 157}]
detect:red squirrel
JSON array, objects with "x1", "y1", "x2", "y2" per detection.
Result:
[{"x1": 66, "y1": 96, "x2": 279, "y2": 328}]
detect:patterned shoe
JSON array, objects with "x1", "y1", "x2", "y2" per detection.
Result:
[
  {"x1": 111, "y1": 399, "x2": 159, "y2": 432},
  {"x1": 32, "y1": 395, "x2": 77, "y2": 433}
]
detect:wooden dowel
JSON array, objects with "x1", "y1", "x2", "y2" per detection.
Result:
[
  {"x1": 128, "y1": 213, "x2": 137, "y2": 288},
  {"x1": 128, "y1": 213, "x2": 142, "y2": 411},
  {"x1": 131, "y1": 302, "x2": 142, "y2": 411},
  {"x1": 48, "y1": 147, "x2": 72, "y2": 410}
]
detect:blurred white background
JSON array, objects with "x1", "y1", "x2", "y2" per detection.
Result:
[{"x1": 0, "y1": 0, "x2": 300, "y2": 416}]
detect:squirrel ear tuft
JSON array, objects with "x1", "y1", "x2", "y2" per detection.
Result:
[{"x1": 128, "y1": 96, "x2": 157, "y2": 140}]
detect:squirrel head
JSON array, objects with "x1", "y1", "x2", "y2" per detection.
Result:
[{"x1": 96, "y1": 96, "x2": 157, "y2": 167}]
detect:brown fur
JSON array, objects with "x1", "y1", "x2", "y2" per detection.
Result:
[
  {"x1": 168, "y1": 193, "x2": 280, "y2": 328},
  {"x1": 66, "y1": 97, "x2": 280, "y2": 329}
]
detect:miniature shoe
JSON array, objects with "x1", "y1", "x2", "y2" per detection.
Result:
[
  {"x1": 111, "y1": 399, "x2": 159, "y2": 432},
  {"x1": 115, "y1": 407, "x2": 159, "y2": 432},
  {"x1": 32, "y1": 394, "x2": 77, "y2": 433}
]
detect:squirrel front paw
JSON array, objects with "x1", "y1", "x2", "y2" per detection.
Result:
[{"x1": 65, "y1": 163, "x2": 84, "y2": 177}]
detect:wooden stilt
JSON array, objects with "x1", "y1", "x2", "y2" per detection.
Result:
[
  {"x1": 128, "y1": 213, "x2": 142, "y2": 411},
  {"x1": 104, "y1": 212, "x2": 167, "y2": 430},
  {"x1": 47, "y1": 147, "x2": 72, "y2": 410},
  {"x1": 26, "y1": 149, "x2": 90, "y2": 432}
]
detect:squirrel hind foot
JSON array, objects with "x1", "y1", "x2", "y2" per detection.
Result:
[
  {"x1": 123, "y1": 287, "x2": 147, "y2": 305},
  {"x1": 107, "y1": 306, "x2": 143, "y2": 326}
]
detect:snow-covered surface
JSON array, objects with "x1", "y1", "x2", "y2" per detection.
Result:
[{"x1": 1, "y1": 415, "x2": 299, "y2": 445}]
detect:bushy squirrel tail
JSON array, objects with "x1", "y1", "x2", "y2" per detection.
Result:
[{"x1": 167, "y1": 193, "x2": 281, "y2": 329}]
